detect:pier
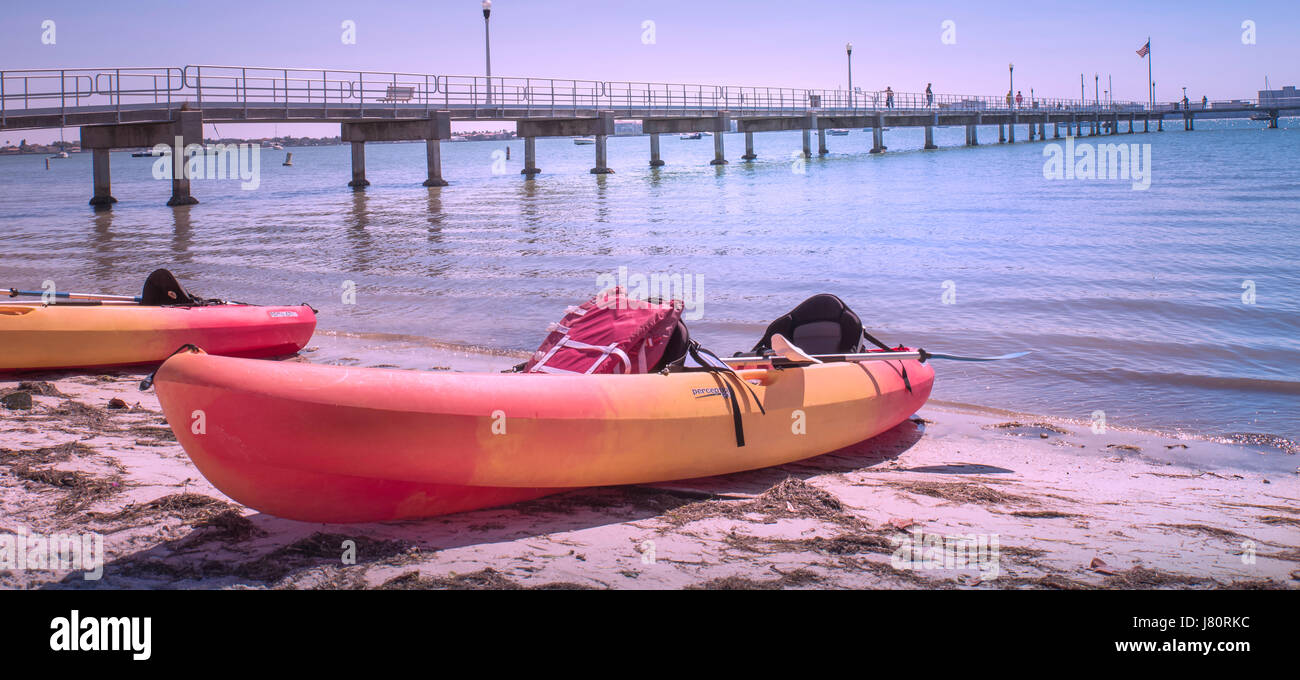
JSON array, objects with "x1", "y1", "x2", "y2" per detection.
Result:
[{"x1": 2, "y1": 65, "x2": 1297, "y2": 207}]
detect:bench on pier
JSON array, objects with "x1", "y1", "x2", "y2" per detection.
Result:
[{"x1": 378, "y1": 86, "x2": 416, "y2": 103}]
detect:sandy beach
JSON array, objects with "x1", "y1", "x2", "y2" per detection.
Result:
[{"x1": 2, "y1": 342, "x2": 1297, "y2": 591}]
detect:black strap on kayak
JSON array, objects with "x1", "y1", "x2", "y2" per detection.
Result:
[
  {"x1": 139, "y1": 344, "x2": 201, "y2": 391},
  {"x1": 861, "y1": 329, "x2": 913, "y2": 394},
  {"x1": 685, "y1": 341, "x2": 766, "y2": 447}
]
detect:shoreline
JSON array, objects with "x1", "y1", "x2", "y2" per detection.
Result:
[{"x1": 1, "y1": 344, "x2": 1295, "y2": 590}]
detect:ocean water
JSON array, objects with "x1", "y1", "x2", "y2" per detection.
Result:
[{"x1": 2, "y1": 118, "x2": 1298, "y2": 445}]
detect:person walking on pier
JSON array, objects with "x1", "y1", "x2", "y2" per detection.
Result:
[
  {"x1": 1006, "y1": 90, "x2": 1013, "y2": 109},
  {"x1": 1015, "y1": 91, "x2": 1023, "y2": 108},
  {"x1": 925, "y1": 84, "x2": 933, "y2": 108},
  {"x1": 885, "y1": 86, "x2": 894, "y2": 109},
  {"x1": 1201, "y1": 95, "x2": 1208, "y2": 109}
]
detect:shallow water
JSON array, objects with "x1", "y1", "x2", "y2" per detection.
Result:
[{"x1": 2, "y1": 117, "x2": 1298, "y2": 443}]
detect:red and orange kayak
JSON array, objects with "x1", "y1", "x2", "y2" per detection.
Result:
[
  {"x1": 0, "y1": 301, "x2": 316, "y2": 371},
  {"x1": 153, "y1": 348, "x2": 933, "y2": 522}
]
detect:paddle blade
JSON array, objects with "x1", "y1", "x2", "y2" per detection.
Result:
[
  {"x1": 771, "y1": 333, "x2": 822, "y2": 364},
  {"x1": 924, "y1": 350, "x2": 1031, "y2": 362}
]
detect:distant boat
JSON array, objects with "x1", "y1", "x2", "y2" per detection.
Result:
[
  {"x1": 827, "y1": 129, "x2": 850, "y2": 136},
  {"x1": 700, "y1": 132, "x2": 713, "y2": 137},
  {"x1": 679, "y1": 132, "x2": 702, "y2": 140},
  {"x1": 269, "y1": 143, "x2": 284, "y2": 150},
  {"x1": 132, "y1": 149, "x2": 165, "y2": 158},
  {"x1": 573, "y1": 137, "x2": 596, "y2": 145},
  {"x1": 49, "y1": 151, "x2": 69, "y2": 159},
  {"x1": 1250, "y1": 112, "x2": 1271, "y2": 121}
]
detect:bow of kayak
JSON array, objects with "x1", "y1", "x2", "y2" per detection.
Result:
[
  {"x1": 153, "y1": 349, "x2": 933, "y2": 522},
  {"x1": 0, "y1": 302, "x2": 316, "y2": 371}
]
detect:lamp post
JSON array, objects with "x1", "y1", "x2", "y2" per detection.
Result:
[
  {"x1": 1094, "y1": 73, "x2": 1099, "y2": 108},
  {"x1": 482, "y1": 0, "x2": 493, "y2": 105},
  {"x1": 846, "y1": 42, "x2": 853, "y2": 110},
  {"x1": 1009, "y1": 62, "x2": 1014, "y2": 109}
]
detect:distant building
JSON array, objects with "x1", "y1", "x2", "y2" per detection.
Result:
[{"x1": 1258, "y1": 86, "x2": 1300, "y2": 107}]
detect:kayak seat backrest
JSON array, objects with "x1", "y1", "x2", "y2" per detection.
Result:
[
  {"x1": 750, "y1": 293, "x2": 866, "y2": 355},
  {"x1": 140, "y1": 269, "x2": 201, "y2": 306},
  {"x1": 791, "y1": 320, "x2": 847, "y2": 355},
  {"x1": 652, "y1": 320, "x2": 691, "y2": 372}
]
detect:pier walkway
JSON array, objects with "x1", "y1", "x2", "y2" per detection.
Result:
[{"x1": 3, "y1": 66, "x2": 1295, "y2": 206}]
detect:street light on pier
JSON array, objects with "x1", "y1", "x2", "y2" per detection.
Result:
[
  {"x1": 846, "y1": 42, "x2": 853, "y2": 110},
  {"x1": 1009, "y1": 63, "x2": 1014, "y2": 109},
  {"x1": 482, "y1": 0, "x2": 493, "y2": 105}
]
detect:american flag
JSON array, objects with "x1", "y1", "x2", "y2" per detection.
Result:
[{"x1": 1136, "y1": 41, "x2": 1150, "y2": 57}]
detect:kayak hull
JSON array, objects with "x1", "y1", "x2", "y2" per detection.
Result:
[
  {"x1": 0, "y1": 302, "x2": 316, "y2": 371},
  {"x1": 154, "y1": 350, "x2": 932, "y2": 522}
]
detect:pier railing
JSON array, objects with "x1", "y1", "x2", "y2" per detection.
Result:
[{"x1": 1, "y1": 64, "x2": 1266, "y2": 128}]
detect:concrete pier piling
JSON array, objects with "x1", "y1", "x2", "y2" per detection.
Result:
[
  {"x1": 817, "y1": 128, "x2": 828, "y2": 155},
  {"x1": 1027, "y1": 122, "x2": 1035, "y2": 141},
  {"x1": 965, "y1": 123, "x2": 978, "y2": 146},
  {"x1": 924, "y1": 114, "x2": 938, "y2": 149},
  {"x1": 711, "y1": 113, "x2": 729, "y2": 164},
  {"x1": 166, "y1": 111, "x2": 202, "y2": 205},
  {"x1": 741, "y1": 131, "x2": 756, "y2": 160},
  {"x1": 649, "y1": 133, "x2": 664, "y2": 167},
  {"x1": 998, "y1": 124, "x2": 1006, "y2": 143},
  {"x1": 423, "y1": 138, "x2": 448, "y2": 187},
  {"x1": 341, "y1": 113, "x2": 451, "y2": 187},
  {"x1": 802, "y1": 128, "x2": 812, "y2": 158},
  {"x1": 348, "y1": 142, "x2": 369, "y2": 188},
  {"x1": 89, "y1": 149, "x2": 116, "y2": 207},
  {"x1": 522, "y1": 137, "x2": 539, "y2": 175},
  {"x1": 591, "y1": 133, "x2": 612, "y2": 174},
  {"x1": 870, "y1": 114, "x2": 885, "y2": 153},
  {"x1": 1008, "y1": 117, "x2": 1016, "y2": 143}
]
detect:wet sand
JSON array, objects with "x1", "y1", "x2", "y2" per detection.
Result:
[{"x1": 1, "y1": 347, "x2": 1296, "y2": 590}]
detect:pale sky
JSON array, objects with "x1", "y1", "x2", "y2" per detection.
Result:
[{"x1": 4, "y1": 0, "x2": 1296, "y2": 142}]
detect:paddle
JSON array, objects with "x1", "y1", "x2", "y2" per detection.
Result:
[
  {"x1": 6, "y1": 288, "x2": 140, "y2": 303},
  {"x1": 724, "y1": 334, "x2": 1030, "y2": 367}
]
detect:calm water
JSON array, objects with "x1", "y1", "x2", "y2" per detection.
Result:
[{"x1": 2, "y1": 119, "x2": 1298, "y2": 444}]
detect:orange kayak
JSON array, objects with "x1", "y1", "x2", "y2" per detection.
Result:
[
  {"x1": 0, "y1": 302, "x2": 316, "y2": 371},
  {"x1": 153, "y1": 348, "x2": 933, "y2": 522}
]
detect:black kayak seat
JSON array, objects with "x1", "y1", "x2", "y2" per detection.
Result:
[
  {"x1": 750, "y1": 293, "x2": 867, "y2": 356},
  {"x1": 140, "y1": 269, "x2": 202, "y2": 306}
]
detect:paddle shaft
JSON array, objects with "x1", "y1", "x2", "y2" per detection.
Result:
[
  {"x1": 722, "y1": 349, "x2": 1030, "y2": 367},
  {"x1": 7, "y1": 288, "x2": 140, "y2": 303},
  {"x1": 723, "y1": 350, "x2": 923, "y2": 367}
]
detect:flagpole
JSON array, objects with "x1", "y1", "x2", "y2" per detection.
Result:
[{"x1": 1149, "y1": 36, "x2": 1159, "y2": 113}]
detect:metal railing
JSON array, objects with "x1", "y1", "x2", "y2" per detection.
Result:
[{"x1": 2, "y1": 64, "x2": 1274, "y2": 129}]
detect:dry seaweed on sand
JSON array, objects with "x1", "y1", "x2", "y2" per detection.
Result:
[
  {"x1": 686, "y1": 568, "x2": 823, "y2": 590},
  {"x1": 889, "y1": 480, "x2": 1037, "y2": 506},
  {"x1": 1158, "y1": 523, "x2": 1253, "y2": 542},
  {"x1": 377, "y1": 568, "x2": 598, "y2": 590},
  {"x1": 0, "y1": 441, "x2": 96, "y2": 465},
  {"x1": 9, "y1": 463, "x2": 123, "y2": 515},
  {"x1": 1103, "y1": 567, "x2": 1212, "y2": 589},
  {"x1": 234, "y1": 532, "x2": 409, "y2": 582},
  {"x1": 724, "y1": 529, "x2": 897, "y2": 556},
  {"x1": 1011, "y1": 510, "x2": 1078, "y2": 519},
  {"x1": 46, "y1": 400, "x2": 113, "y2": 429},
  {"x1": 89, "y1": 492, "x2": 238, "y2": 524},
  {"x1": 1258, "y1": 515, "x2": 1300, "y2": 527},
  {"x1": 662, "y1": 477, "x2": 855, "y2": 527}
]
